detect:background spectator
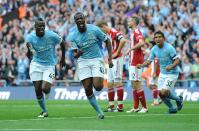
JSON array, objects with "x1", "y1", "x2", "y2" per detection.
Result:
[{"x1": 0, "y1": 0, "x2": 198, "y2": 86}]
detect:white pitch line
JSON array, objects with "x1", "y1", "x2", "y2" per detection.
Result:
[
  {"x1": 0, "y1": 113, "x2": 199, "y2": 123},
  {"x1": 1, "y1": 129, "x2": 112, "y2": 131},
  {"x1": 0, "y1": 104, "x2": 88, "y2": 108}
]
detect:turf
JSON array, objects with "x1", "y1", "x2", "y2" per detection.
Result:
[{"x1": 0, "y1": 100, "x2": 198, "y2": 131}]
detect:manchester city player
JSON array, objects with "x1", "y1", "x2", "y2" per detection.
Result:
[
  {"x1": 69, "y1": 12, "x2": 113, "y2": 119},
  {"x1": 137, "y1": 31, "x2": 183, "y2": 114},
  {"x1": 26, "y1": 18, "x2": 66, "y2": 118}
]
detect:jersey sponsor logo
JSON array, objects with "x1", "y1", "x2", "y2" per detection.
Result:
[
  {"x1": 76, "y1": 34, "x2": 98, "y2": 49},
  {"x1": 36, "y1": 46, "x2": 51, "y2": 53}
]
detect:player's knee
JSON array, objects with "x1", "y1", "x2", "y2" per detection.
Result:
[
  {"x1": 35, "y1": 88, "x2": 43, "y2": 99},
  {"x1": 94, "y1": 82, "x2": 103, "y2": 91},
  {"x1": 107, "y1": 83, "x2": 114, "y2": 89},
  {"x1": 42, "y1": 87, "x2": 51, "y2": 94},
  {"x1": 132, "y1": 81, "x2": 141, "y2": 89},
  {"x1": 159, "y1": 90, "x2": 169, "y2": 99},
  {"x1": 41, "y1": 81, "x2": 52, "y2": 94},
  {"x1": 95, "y1": 86, "x2": 103, "y2": 91},
  {"x1": 114, "y1": 82, "x2": 123, "y2": 87},
  {"x1": 159, "y1": 92, "x2": 164, "y2": 99},
  {"x1": 85, "y1": 88, "x2": 93, "y2": 96}
]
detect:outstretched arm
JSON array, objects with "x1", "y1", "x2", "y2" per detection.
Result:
[{"x1": 137, "y1": 60, "x2": 152, "y2": 69}]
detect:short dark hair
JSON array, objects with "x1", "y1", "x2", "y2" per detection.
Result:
[
  {"x1": 96, "y1": 20, "x2": 108, "y2": 27},
  {"x1": 149, "y1": 41, "x2": 156, "y2": 46},
  {"x1": 34, "y1": 17, "x2": 45, "y2": 26},
  {"x1": 35, "y1": 17, "x2": 44, "y2": 23},
  {"x1": 131, "y1": 16, "x2": 140, "y2": 25},
  {"x1": 154, "y1": 30, "x2": 165, "y2": 38},
  {"x1": 74, "y1": 12, "x2": 85, "y2": 21}
]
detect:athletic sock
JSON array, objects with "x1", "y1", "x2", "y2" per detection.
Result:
[
  {"x1": 137, "y1": 89, "x2": 147, "y2": 109},
  {"x1": 37, "y1": 96, "x2": 47, "y2": 112},
  {"x1": 108, "y1": 88, "x2": 115, "y2": 108},
  {"x1": 117, "y1": 86, "x2": 124, "y2": 109},
  {"x1": 87, "y1": 94, "x2": 103, "y2": 115},
  {"x1": 162, "y1": 97, "x2": 174, "y2": 109},
  {"x1": 152, "y1": 88, "x2": 158, "y2": 99},
  {"x1": 133, "y1": 89, "x2": 139, "y2": 109}
]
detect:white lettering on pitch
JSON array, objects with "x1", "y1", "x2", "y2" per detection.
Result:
[
  {"x1": 175, "y1": 89, "x2": 199, "y2": 101},
  {"x1": 78, "y1": 88, "x2": 87, "y2": 100},
  {"x1": 54, "y1": 88, "x2": 87, "y2": 100},
  {"x1": 191, "y1": 92, "x2": 199, "y2": 101},
  {"x1": 0, "y1": 91, "x2": 10, "y2": 100},
  {"x1": 54, "y1": 88, "x2": 129, "y2": 100}
]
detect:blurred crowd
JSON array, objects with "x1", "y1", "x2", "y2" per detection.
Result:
[
  {"x1": 0, "y1": 0, "x2": 33, "y2": 16},
  {"x1": 0, "y1": 0, "x2": 198, "y2": 87}
]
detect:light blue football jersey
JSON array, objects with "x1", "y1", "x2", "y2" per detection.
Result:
[
  {"x1": 149, "y1": 42, "x2": 179, "y2": 75},
  {"x1": 26, "y1": 30, "x2": 62, "y2": 66},
  {"x1": 69, "y1": 24, "x2": 108, "y2": 59}
]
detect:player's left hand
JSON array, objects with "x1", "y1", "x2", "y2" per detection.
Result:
[
  {"x1": 165, "y1": 65, "x2": 172, "y2": 71},
  {"x1": 136, "y1": 64, "x2": 142, "y2": 69},
  {"x1": 108, "y1": 59, "x2": 113, "y2": 68},
  {"x1": 152, "y1": 74, "x2": 156, "y2": 78}
]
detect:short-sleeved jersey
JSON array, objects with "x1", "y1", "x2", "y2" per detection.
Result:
[
  {"x1": 129, "y1": 28, "x2": 145, "y2": 66},
  {"x1": 149, "y1": 42, "x2": 179, "y2": 75},
  {"x1": 109, "y1": 28, "x2": 124, "y2": 59},
  {"x1": 69, "y1": 24, "x2": 108, "y2": 60},
  {"x1": 26, "y1": 30, "x2": 62, "y2": 66}
]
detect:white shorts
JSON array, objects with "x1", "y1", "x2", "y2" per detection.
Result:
[
  {"x1": 29, "y1": 62, "x2": 55, "y2": 84},
  {"x1": 129, "y1": 66, "x2": 143, "y2": 81},
  {"x1": 107, "y1": 57, "x2": 123, "y2": 83},
  {"x1": 158, "y1": 73, "x2": 178, "y2": 90},
  {"x1": 77, "y1": 58, "x2": 105, "y2": 81}
]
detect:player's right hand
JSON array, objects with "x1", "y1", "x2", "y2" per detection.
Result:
[
  {"x1": 136, "y1": 64, "x2": 142, "y2": 69},
  {"x1": 60, "y1": 58, "x2": 66, "y2": 69},
  {"x1": 74, "y1": 49, "x2": 83, "y2": 58},
  {"x1": 77, "y1": 49, "x2": 83, "y2": 55}
]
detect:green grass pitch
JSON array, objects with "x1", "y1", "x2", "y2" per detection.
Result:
[{"x1": 0, "y1": 100, "x2": 198, "y2": 131}]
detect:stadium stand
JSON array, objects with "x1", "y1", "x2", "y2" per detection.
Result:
[{"x1": 0, "y1": 0, "x2": 198, "y2": 87}]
